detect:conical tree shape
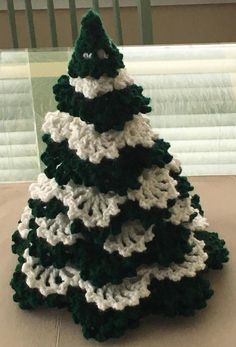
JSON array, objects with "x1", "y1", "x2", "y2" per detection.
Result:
[
  {"x1": 10, "y1": 10, "x2": 229, "y2": 342},
  {"x1": 68, "y1": 10, "x2": 124, "y2": 78}
]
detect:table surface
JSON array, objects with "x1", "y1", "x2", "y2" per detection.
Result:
[{"x1": 0, "y1": 176, "x2": 235, "y2": 347}]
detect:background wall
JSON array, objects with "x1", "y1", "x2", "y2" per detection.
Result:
[{"x1": 1, "y1": 3, "x2": 236, "y2": 48}]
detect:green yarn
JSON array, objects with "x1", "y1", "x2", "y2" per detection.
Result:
[
  {"x1": 10, "y1": 9, "x2": 230, "y2": 343},
  {"x1": 195, "y1": 231, "x2": 229, "y2": 269},
  {"x1": 11, "y1": 229, "x2": 229, "y2": 341},
  {"x1": 12, "y1": 221, "x2": 192, "y2": 287},
  {"x1": 68, "y1": 275, "x2": 213, "y2": 341},
  {"x1": 73, "y1": 199, "x2": 173, "y2": 244},
  {"x1": 22, "y1": 193, "x2": 202, "y2": 249},
  {"x1": 28, "y1": 197, "x2": 68, "y2": 219},
  {"x1": 23, "y1": 196, "x2": 204, "y2": 248},
  {"x1": 53, "y1": 10, "x2": 151, "y2": 134},
  {"x1": 12, "y1": 230, "x2": 30, "y2": 256},
  {"x1": 11, "y1": 265, "x2": 67, "y2": 310},
  {"x1": 21, "y1": 198, "x2": 173, "y2": 243},
  {"x1": 191, "y1": 194, "x2": 204, "y2": 215},
  {"x1": 53, "y1": 78, "x2": 151, "y2": 133},
  {"x1": 12, "y1": 205, "x2": 229, "y2": 290},
  {"x1": 169, "y1": 165, "x2": 194, "y2": 199},
  {"x1": 11, "y1": 265, "x2": 214, "y2": 341},
  {"x1": 175, "y1": 175, "x2": 194, "y2": 199},
  {"x1": 68, "y1": 10, "x2": 124, "y2": 79},
  {"x1": 41, "y1": 134, "x2": 173, "y2": 194}
]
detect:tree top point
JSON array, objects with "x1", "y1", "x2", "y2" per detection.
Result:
[{"x1": 68, "y1": 9, "x2": 125, "y2": 79}]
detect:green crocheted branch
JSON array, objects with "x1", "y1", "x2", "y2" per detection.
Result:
[
  {"x1": 41, "y1": 135, "x2": 173, "y2": 194},
  {"x1": 53, "y1": 78, "x2": 151, "y2": 133}
]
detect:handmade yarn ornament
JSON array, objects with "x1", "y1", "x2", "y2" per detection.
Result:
[{"x1": 10, "y1": 10, "x2": 229, "y2": 342}]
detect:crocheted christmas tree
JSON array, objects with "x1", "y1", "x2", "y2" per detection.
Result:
[{"x1": 11, "y1": 10, "x2": 229, "y2": 342}]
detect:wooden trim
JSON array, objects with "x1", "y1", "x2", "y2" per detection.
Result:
[
  {"x1": 24, "y1": 0, "x2": 36, "y2": 48},
  {"x1": 47, "y1": 0, "x2": 58, "y2": 47},
  {"x1": 6, "y1": 0, "x2": 18, "y2": 48},
  {"x1": 137, "y1": 0, "x2": 153, "y2": 45},
  {"x1": 1, "y1": 0, "x2": 236, "y2": 11}
]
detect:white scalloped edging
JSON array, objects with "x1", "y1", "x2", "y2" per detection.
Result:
[
  {"x1": 21, "y1": 233, "x2": 207, "y2": 311},
  {"x1": 42, "y1": 111, "x2": 157, "y2": 164},
  {"x1": 69, "y1": 68, "x2": 133, "y2": 99},
  {"x1": 168, "y1": 197, "x2": 194, "y2": 225},
  {"x1": 104, "y1": 221, "x2": 155, "y2": 257},
  {"x1": 185, "y1": 213, "x2": 209, "y2": 231},
  {"x1": 29, "y1": 173, "x2": 126, "y2": 228},
  {"x1": 18, "y1": 164, "x2": 207, "y2": 247},
  {"x1": 36, "y1": 213, "x2": 83, "y2": 246},
  {"x1": 128, "y1": 166, "x2": 179, "y2": 209},
  {"x1": 18, "y1": 205, "x2": 32, "y2": 239}
]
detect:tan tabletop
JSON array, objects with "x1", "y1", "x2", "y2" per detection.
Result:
[{"x1": 0, "y1": 176, "x2": 235, "y2": 347}]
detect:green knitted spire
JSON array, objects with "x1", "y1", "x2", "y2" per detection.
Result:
[
  {"x1": 68, "y1": 10, "x2": 124, "y2": 79},
  {"x1": 53, "y1": 10, "x2": 151, "y2": 132}
]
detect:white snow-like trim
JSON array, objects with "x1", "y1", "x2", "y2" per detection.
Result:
[
  {"x1": 18, "y1": 205, "x2": 32, "y2": 239},
  {"x1": 128, "y1": 166, "x2": 179, "y2": 209},
  {"x1": 18, "y1": 160, "x2": 201, "y2": 246},
  {"x1": 186, "y1": 213, "x2": 209, "y2": 231},
  {"x1": 36, "y1": 213, "x2": 82, "y2": 246},
  {"x1": 18, "y1": 213, "x2": 155, "y2": 252},
  {"x1": 18, "y1": 184, "x2": 208, "y2": 248},
  {"x1": 168, "y1": 197, "x2": 194, "y2": 225},
  {"x1": 104, "y1": 221, "x2": 155, "y2": 257},
  {"x1": 42, "y1": 111, "x2": 157, "y2": 164},
  {"x1": 42, "y1": 111, "x2": 72, "y2": 143},
  {"x1": 69, "y1": 68, "x2": 133, "y2": 99},
  {"x1": 21, "y1": 233, "x2": 207, "y2": 311},
  {"x1": 29, "y1": 173, "x2": 126, "y2": 228},
  {"x1": 166, "y1": 157, "x2": 182, "y2": 173}
]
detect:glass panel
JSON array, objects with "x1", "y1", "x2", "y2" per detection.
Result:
[
  {"x1": 0, "y1": 49, "x2": 40, "y2": 182},
  {"x1": 1, "y1": 44, "x2": 236, "y2": 181},
  {"x1": 28, "y1": 48, "x2": 71, "y2": 170}
]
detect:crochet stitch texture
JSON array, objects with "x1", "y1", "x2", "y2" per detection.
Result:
[{"x1": 10, "y1": 10, "x2": 229, "y2": 342}]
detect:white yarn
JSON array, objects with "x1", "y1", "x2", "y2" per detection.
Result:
[
  {"x1": 36, "y1": 213, "x2": 82, "y2": 246},
  {"x1": 69, "y1": 68, "x2": 133, "y2": 99},
  {"x1": 21, "y1": 233, "x2": 207, "y2": 311},
  {"x1": 29, "y1": 173, "x2": 126, "y2": 228},
  {"x1": 17, "y1": 188, "x2": 208, "y2": 256},
  {"x1": 16, "y1": 63, "x2": 211, "y2": 313},
  {"x1": 18, "y1": 205, "x2": 32, "y2": 239},
  {"x1": 68, "y1": 114, "x2": 157, "y2": 164},
  {"x1": 128, "y1": 166, "x2": 179, "y2": 209},
  {"x1": 42, "y1": 111, "x2": 157, "y2": 164},
  {"x1": 168, "y1": 197, "x2": 194, "y2": 225},
  {"x1": 42, "y1": 111, "x2": 72, "y2": 143},
  {"x1": 26, "y1": 165, "x2": 193, "y2": 231},
  {"x1": 186, "y1": 213, "x2": 209, "y2": 232},
  {"x1": 17, "y1": 212, "x2": 153, "y2": 253},
  {"x1": 29, "y1": 173, "x2": 58, "y2": 203},
  {"x1": 18, "y1": 163, "x2": 207, "y2": 248},
  {"x1": 166, "y1": 158, "x2": 182, "y2": 173},
  {"x1": 104, "y1": 221, "x2": 155, "y2": 257},
  {"x1": 22, "y1": 249, "x2": 77, "y2": 296},
  {"x1": 41, "y1": 111, "x2": 71, "y2": 143}
]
